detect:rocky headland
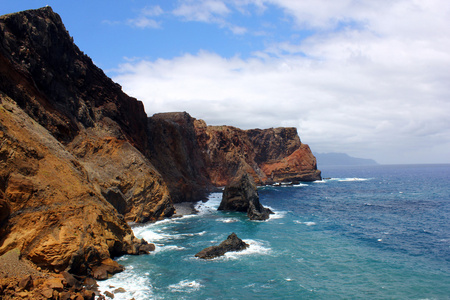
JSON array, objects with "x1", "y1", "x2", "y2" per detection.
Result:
[{"x1": 0, "y1": 6, "x2": 320, "y2": 299}]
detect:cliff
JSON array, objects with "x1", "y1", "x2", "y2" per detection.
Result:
[
  {"x1": 0, "y1": 6, "x2": 320, "y2": 298},
  {"x1": 148, "y1": 113, "x2": 321, "y2": 200},
  {"x1": 0, "y1": 5, "x2": 173, "y2": 281},
  {"x1": 196, "y1": 122, "x2": 321, "y2": 185}
]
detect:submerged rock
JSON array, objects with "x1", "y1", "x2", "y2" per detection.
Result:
[
  {"x1": 195, "y1": 233, "x2": 249, "y2": 259},
  {"x1": 218, "y1": 172, "x2": 273, "y2": 220}
]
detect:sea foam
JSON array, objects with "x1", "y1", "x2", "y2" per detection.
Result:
[
  {"x1": 168, "y1": 280, "x2": 203, "y2": 293},
  {"x1": 97, "y1": 267, "x2": 154, "y2": 300}
]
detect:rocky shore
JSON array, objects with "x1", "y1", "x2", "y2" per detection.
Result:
[{"x1": 0, "y1": 6, "x2": 321, "y2": 299}]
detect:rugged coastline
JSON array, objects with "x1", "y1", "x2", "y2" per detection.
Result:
[{"x1": 0, "y1": 7, "x2": 321, "y2": 299}]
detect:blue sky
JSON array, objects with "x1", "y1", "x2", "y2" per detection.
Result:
[{"x1": 2, "y1": 0, "x2": 450, "y2": 164}]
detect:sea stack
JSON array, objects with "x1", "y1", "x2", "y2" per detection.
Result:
[
  {"x1": 218, "y1": 172, "x2": 273, "y2": 220},
  {"x1": 195, "y1": 233, "x2": 249, "y2": 259}
]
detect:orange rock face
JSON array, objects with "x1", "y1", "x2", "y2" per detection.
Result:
[
  {"x1": 0, "y1": 7, "x2": 321, "y2": 295},
  {"x1": 195, "y1": 123, "x2": 321, "y2": 186},
  {"x1": 0, "y1": 7, "x2": 168, "y2": 278}
]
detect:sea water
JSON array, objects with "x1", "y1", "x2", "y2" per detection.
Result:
[{"x1": 98, "y1": 164, "x2": 450, "y2": 299}]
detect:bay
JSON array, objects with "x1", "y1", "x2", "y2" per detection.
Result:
[{"x1": 98, "y1": 164, "x2": 450, "y2": 299}]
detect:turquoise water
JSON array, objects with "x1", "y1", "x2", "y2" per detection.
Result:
[{"x1": 98, "y1": 164, "x2": 450, "y2": 299}]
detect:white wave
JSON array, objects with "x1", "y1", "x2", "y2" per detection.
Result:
[
  {"x1": 195, "y1": 192, "x2": 222, "y2": 215},
  {"x1": 294, "y1": 220, "x2": 316, "y2": 226},
  {"x1": 153, "y1": 245, "x2": 186, "y2": 253},
  {"x1": 312, "y1": 180, "x2": 327, "y2": 183},
  {"x1": 168, "y1": 280, "x2": 203, "y2": 293},
  {"x1": 223, "y1": 239, "x2": 271, "y2": 260},
  {"x1": 265, "y1": 206, "x2": 286, "y2": 221},
  {"x1": 338, "y1": 177, "x2": 369, "y2": 182},
  {"x1": 285, "y1": 278, "x2": 294, "y2": 282},
  {"x1": 97, "y1": 268, "x2": 153, "y2": 300},
  {"x1": 216, "y1": 217, "x2": 240, "y2": 223}
]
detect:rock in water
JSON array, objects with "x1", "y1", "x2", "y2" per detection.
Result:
[
  {"x1": 218, "y1": 172, "x2": 273, "y2": 220},
  {"x1": 195, "y1": 233, "x2": 249, "y2": 259}
]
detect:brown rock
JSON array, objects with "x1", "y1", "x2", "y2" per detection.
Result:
[
  {"x1": 18, "y1": 275, "x2": 33, "y2": 291},
  {"x1": 61, "y1": 271, "x2": 79, "y2": 288},
  {"x1": 60, "y1": 291, "x2": 72, "y2": 300},
  {"x1": 82, "y1": 289, "x2": 96, "y2": 300},
  {"x1": 147, "y1": 112, "x2": 213, "y2": 203},
  {"x1": 0, "y1": 7, "x2": 172, "y2": 279},
  {"x1": 44, "y1": 277, "x2": 64, "y2": 291},
  {"x1": 113, "y1": 287, "x2": 126, "y2": 293},
  {"x1": 0, "y1": 199, "x2": 10, "y2": 224},
  {"x1": 92, "y1": 259, "x2": 124, "y2": 280},
  {"x1": 104, "y1": 291, "x2": 114, "y2": 299},
  {"x1": 196, "y1": 124, "x2": 322, "y2": 186},
  {"x1": 40, "y1": 287, "x2": 54, "y2": 298}
]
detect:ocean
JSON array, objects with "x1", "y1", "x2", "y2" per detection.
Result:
[{"x1": 98, "y1": 164, "x2": 450, "y2": 299}]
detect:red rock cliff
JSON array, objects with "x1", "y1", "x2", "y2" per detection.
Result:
[
  {"x1": 195, "y1": 121, "x2": 321, "y2": 186},
  {"x1": 0, "y1": 7, "x2": 321, "y2": 296},
  {"x1": 0, "y1": 6, "x2": 173, "y2": 281}
]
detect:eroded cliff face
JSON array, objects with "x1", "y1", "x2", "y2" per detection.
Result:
[
  {"x1": 0, "y1": 6, "x2": 321, "y2": 293},
  {"x1": 196, "y1": 121, "x2": 321, "y2": 186},
  {"x1": 0, "y1": 6, "x2": 173, "y2": 278},
  {"x1": 0, "y1": 7, "x2": 174, "y2": 223},
  {"x1": 0, "y1": 95, "x2": 149, "y2": 276},
  {"x1": 147, "y1": 112, "x2": 213, "y2": 203}
]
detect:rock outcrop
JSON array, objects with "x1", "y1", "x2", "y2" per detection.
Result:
[
  {"x1": 218, "y1": 172, "x2": 273, "y2": 220},
  {"x1": 0, "y1": 6, "x2": 165, "y2": 281},
  {"x1": 195, "y1": 121, "x2": 321, "y2": 186},
  {"x1": 147, "y1": 112, "x2": 213, "y2": 203},
  {"x1": 195, "y1": 233, "x2": 249, "y2": 259},
  {"x1": 0, "y1": 6, "x2": 321, "y2": 299}
]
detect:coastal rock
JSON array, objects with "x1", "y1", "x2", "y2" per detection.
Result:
[
  {"x1": 218, "y1": 172, "x2": 273, "y2": 220},
  {"x1": 147, "y1": 112, "x2": 213, "y2": 203},
  {"x1": 195, "y1": 233, "x2": 249, "y2": 259},
  {"x1": 195, "y1": 122, "x2": 321, "y2": 186},
  {"x1": 0, "y1": 6, "x2": 321, "y2": 298},
  {"x1": 0, "y1": 7, "x2": 162, "y2": 281}
]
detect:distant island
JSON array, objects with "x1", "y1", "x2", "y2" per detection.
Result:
[{"x1": 314, "y1": 152, "x2": 378, "y2": 166}]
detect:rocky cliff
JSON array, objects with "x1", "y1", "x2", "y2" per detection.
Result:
[
  {"x1": 0, "y1": 5, "x2": 173, "y2": 282},
  {"x1": 195, "y1": 119, "x2": 321, "y2": 186},
  {"x1": 0, "y1": 6, "x2": 320, "y2": 298}
]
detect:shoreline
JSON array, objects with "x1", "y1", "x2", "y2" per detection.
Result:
[{"x1": 172, "y1": 202, "x2": 199, "y2": 217}]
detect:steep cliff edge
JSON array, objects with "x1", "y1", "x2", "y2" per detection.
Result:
[
  {"x1": 0, "y1": 7, "x2": 174, "y2": 223},
  {"x1": 148, "y1": 113, "x2": 321, "y2": 196},
  {"x1": 0, "y1": 5, "x2": 173, "y2": 282},
  {"x1": 0, "y1": 6, "x2": 320, "y2": 297},
  {"x1": 195, "y1": 120, "x2": 321, "y2": 186}
]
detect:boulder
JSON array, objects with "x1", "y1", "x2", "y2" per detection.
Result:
[
  {"x1": 195, "y1": 233, "x2": 249, "y2": 259},
  {"x1": 218, "y1": 172, "x2": 273, "y2": 220}
]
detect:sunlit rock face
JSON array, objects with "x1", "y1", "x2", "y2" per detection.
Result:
[
  {"x1": 195, "y1": 121, "x2": 321, "y2": 186},
  {"x1": 0, "y1": 5, "x2": 320, "y2": 286},
  {"x1": 0, "y1": 6, "x2": 172, "y2": 277}
]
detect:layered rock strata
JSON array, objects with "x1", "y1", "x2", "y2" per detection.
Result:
[{"x1": 198, "y1": 124, "x2": 321, "y2": 185}]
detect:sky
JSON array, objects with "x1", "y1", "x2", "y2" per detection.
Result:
[{"x1": 2, "y1": 0, "x2": 450, "y2": 164}]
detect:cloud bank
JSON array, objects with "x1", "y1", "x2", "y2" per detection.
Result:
[{"x1": 112, "y1": 0, "x2": 450, "y2": 164}]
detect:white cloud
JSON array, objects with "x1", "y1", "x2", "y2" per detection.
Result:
[
  {"x1": 173, "y1": 0, "x2": 231, "y2": 22},
  {"x1": 127, "y1": 16, "x2": 161, "y2": 29},
  {"x1": 112, "y1": 0, "x2": 450, "y2": 164},
  {"x1": 142, "y1": 5, "x2": 164, "y2": 17},
  {"x1": 126, "y1": 5, "x2": 164, "y2": 29}
]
